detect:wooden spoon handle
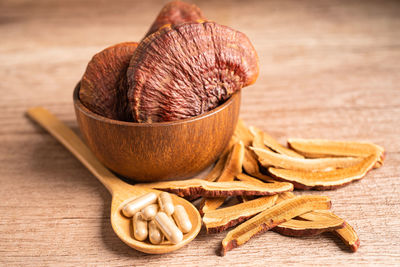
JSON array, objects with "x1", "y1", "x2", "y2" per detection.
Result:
[{"x1": 27, "y1": 107, "x2": 124, "y2": 194}]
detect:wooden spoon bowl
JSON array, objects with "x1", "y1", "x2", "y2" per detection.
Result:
[
  {"x1": 27, "y1": 107, "x2": 202, "y2": 254},
  {"x1": 112, "y1": 187, "x2": 201, "y2": 253},
  {"x1": 73, "y1": 83, "x2": 241, "y2": 182}
]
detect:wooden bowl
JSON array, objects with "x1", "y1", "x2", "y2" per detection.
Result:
[{"x1": 73, "y1": 84, "x2": 241, "y2": 182}]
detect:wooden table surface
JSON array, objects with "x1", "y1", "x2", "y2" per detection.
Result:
[{"x1": 1, "y1": 0, "x2": 400, "y2": 265}]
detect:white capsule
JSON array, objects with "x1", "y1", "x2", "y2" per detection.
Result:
[
  {"x1": 148, "y1": 220, "x2": 163, "y2": 245},
  {"x1": 122, "y1": 192, "x2": 157, "y2": 218},
  {"x1": 158, "y1": 192, "x2": 174, "y2": 215},
  {"x1": 141, "y1": 204, "x2": 158, "y2": 220},
  {"x1": 172, "y1": 205, "x2": 192, "y2": 234},
  {"x1": 133, "y1": 212, "x2": 148, "y2": 241},
  {"x1": 154, "y1": 211, "x2": 183, "y2": 244}
]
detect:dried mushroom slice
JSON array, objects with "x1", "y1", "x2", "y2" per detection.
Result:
[
  {"x1": 80, "y1": 42, "x2": 138, "y2": 121},
  {"x1": 203, "y1": 195, "x2": 278, "y2": 233},
  {"x1": 201, "y1": 142, "x2": 245, "y2": 213},
  {"x1": 127, "y1": 21, "x2": 259, "y2": 122},
  {"x1": 145, "y1": 0, "x2": 205, "y2": 37},
  {"x1": 273, "y1": 211, "x2": 345, "y2": 237},
  {"x1": 241, "y1": 149, "x2": 279, "y2": 183},
  {"x1": 276, "y1": 192, "x2": 360, "y2": 251},
  {"x1": 287, "y1": 138, "x2": 384, "y2": 166},
  {"x1": 269, "y1": 153, "x2": 380, "y2": 190},
  {"x1": 236, "y1": 173, "x2": 290, "y2": 187},
  {"x1": 334, "y1": 221, "x2": 360, "y2": 252},
  {"x1": 203, "y1": 152, "x2": 229, "y2": 182},
  {"x1": 249, "y1": 126, "x2": 304, "y2": 158},
  {"x1": 251, "y1": 129, "x2": 271, "y2": 151},
  {"x1": 137, "y1": 179, "x2": 293, "y2": 198},
  {"x1": 236, "y1": 173, "x2": 266, "y2": 184},
  {"x1": 221, "y1": 195, "x2": 331, "y2": 255},
  {"x1": 234, "y1": 119, "x2": 254, "y2": 147},
  {"x1": 242, "y1": 148, "x2": 261, "y2": 177},
  {"x1": 217, "y1": 142, "x2": 245, "y2": 182},
  {"x1": 250, "y1": 146, "x2": 363, "y2": 171}
]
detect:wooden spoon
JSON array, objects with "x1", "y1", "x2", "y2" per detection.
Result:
[{"x1": 27, "y1": 107, "x2": 202, "y2": 254}]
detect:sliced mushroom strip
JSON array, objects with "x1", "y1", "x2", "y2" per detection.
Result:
[
  {"x1": 242, "y1": 147, "x2": 258, "y2": 173},
  {"x1": 217, "y1": 142, "x2": 245, "y2": 182},
  {"x1": 233, "y1": 119, "x2": 254, "y2": 146},
  {"x1": 251, "y1": 128, "x2": 270, "y2": 151},
  {"x1": 334, "y1": 221, "x2": 360, "y2": 252},
  {"x1": 203, "y1": 152, "x2": 229, "y2": 182},
  {"x1": 221, "y1": 195, "x2": 331, "y2": 255},
  {"x1": 236, "y1": 173, "x2": 290, "y2": 187},
  {"x1": 137, "y1": 179, "x2": 293, "y2": 198},
  {"x1": 201, "y1": 142, "x2": 244, "y2": 213},
  {"x1": 269, "y1": 153, "x2": 380, "y2": 190},
  {"x1": 249, "y1": 126, "x2": 304, "y2": 158},
  {"x1": 288, "y1": 138, "x2": 384, "y2": 167},
  {"x1": 203, "y1": 195, "x2": 278, "y2": 233},
  {"x1": 251, "y1": 146, "x2": 363, "y2": 171},
  {"x1": 276, "y1": 192, "x2": 360, "y2": 252},
  {"x1": 241, "y1": 148, "x2": 278, "y2": 183},
  {"x1": 273, "y1": 211, "x2": 345, "y2": 237}
]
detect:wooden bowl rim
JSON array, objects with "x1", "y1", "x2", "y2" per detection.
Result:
[{"x1": 73, "y1": 82, "x2": 240, "y2": 127}]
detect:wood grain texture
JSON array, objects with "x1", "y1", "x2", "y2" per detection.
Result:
[{"x1": 1, "y1": 0, "x2": 399, "y2": 265}]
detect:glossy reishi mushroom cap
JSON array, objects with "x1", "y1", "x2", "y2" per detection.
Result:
[
  {"x1": 79, "y1": 42, "x2": 138, "y2": 121},
  {"x1": 145, "y1": 0, "x2": 205, "y2": 37},
  {"x1": 127, "y1": 21, "x2": 259, "y2": 123}
]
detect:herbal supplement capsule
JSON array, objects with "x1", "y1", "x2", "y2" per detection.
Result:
[
  {"x1": 172, "y1": 205, "x2": 192, "y2": 234},
  {"x1": 141, "y1": 204, "x2": 158, "y2": 220},
  {"x1": 148, "y1": 220, "x2": 163, "y2": 245},
  {"x1": 154, "y1": 211, "x2": 183, "y2": 244},
  {"x1": 158, "y1": 192, "x2": 174, "y2": 215},
  {"x1": 122, "y1": 192, "x2": 157, "y2": 218},
  {"x1": 133, "y1": 212, "x2": 148, "y2": 241}
]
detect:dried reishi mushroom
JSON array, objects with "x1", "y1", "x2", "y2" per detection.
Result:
[
  {"x1": 334, "y1": 221, "x2": 360, "y2": 252},
  {"x1": 204, "y1": 136, "x2": 240, "y2": 182},
  {"x1": 249, "y1": 126, "x2": 304, "y2": 158},
  {"x1": 127, "y1": 21, "x2": 259, "y2": 122},
  {"x1": 80, "y1": 42, "x2": 138, "y2": 121},
  {"x1": 236, "y1": 173, "x2": 267, "y2": 184},
  {"x1": 203, "y1": 195, "x2": 278, "y2": 233},
  {"x1": 250, "y1": 146, "x2": 363, "y2": 171},
  {"x1": 201, "y1": 142, "x2": 245, "y2": 213},
  {"x1": 204, "y1": 153, "x2": 229, "y2": 182},
  {"x1": 137, "y1": 179, "x2": 293, "y2": 198},
  {"x1": 251, "y1": 128, "x2": 271, "y2": 151},
  {"x1": 241, "y1": 149, "x2": 278, "y2": 183},
  {"x1": 145, "y1": 0, "x2": 205, "y2": 37},
  {"x1": 236, "y1": 173, "x2": 292, "y2": 189},
  {"x1": 220, "y1": 195, "x2": 332, "y2": 255},
  {"x1": 273, "y1": 211, "x2": 345, "y2": 237},
  {"x1": 199, "y1": 197, "x2": 225, "y2": 215},
  {"x1": 276, "y1": 192, "x2": 359, "y2": 252},
  {"x1": 242, "y1": 148, "x2": 260, "y2": 176},
  {"x1": 218, "y1": 141, "x2": 245, "y2": 182},
  {"x1": 234, "y1": 119, "x2": 255, "y2": 147},
  {"x1": 287, "y1": 138, "x2": 384, "y2": 167},
  {"x1": 268, "y1": 153, "x2": 380, "y2": 190},
  {"x1": 236, "y1": 195, "x2": 254, "y2": 203}
]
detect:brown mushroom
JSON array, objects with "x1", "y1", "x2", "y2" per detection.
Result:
[
  {"x1": 79, "y1": 42, "x2": 138, "y2": 121},
  {"x1": 145, "y1": 0, "x2": 205, "y2": 37},
  {"x1": 127, "y1": 21, "x2": 259, "y2": 123}
]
